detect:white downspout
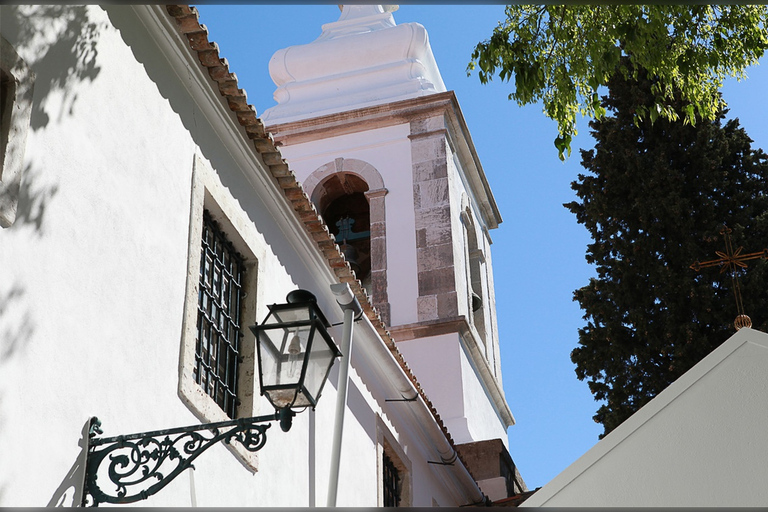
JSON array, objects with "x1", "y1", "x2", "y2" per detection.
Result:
[{"x1": 326, "y1": 283, "x2": 362, "y2": 507}]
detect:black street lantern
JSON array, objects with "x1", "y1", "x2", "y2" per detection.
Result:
[
  {"x1": 81, "y1": 289, "x2": 341, "y2": 507},
  {"x1": 251, "y1": 290, "x2": 341, "y2": 421}
]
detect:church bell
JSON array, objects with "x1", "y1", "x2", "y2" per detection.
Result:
[{"x1": 340, "y1": 241, "x2": 362, "y2": 277}]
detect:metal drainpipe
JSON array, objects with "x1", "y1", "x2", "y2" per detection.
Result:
[{"x1": 327, "y1": 283, "x2": 362, "y2": 507}]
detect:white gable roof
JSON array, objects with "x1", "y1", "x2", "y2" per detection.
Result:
[{"x1": 523, "y1": 328, "x2": 768, "y2": 507}]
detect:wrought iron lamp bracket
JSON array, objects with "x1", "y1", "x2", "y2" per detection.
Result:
[{"x1": 82, "y1": 409, "x2": 293, "y2": 506}]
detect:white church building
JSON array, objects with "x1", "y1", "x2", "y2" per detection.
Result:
[
  {"x1": 0, "y1": 4, "x2": 524, "y2": 507},
  {"x1": 6, "y1": 4, "x2": 762, "y2": 508}
]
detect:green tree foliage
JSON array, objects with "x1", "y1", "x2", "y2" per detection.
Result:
[
  {"x1": 566, "y1": 68, "x2": 768, "y2": 437},
  {"x1": 468, "y1": 5, "x2": 768, "y2": 159}
]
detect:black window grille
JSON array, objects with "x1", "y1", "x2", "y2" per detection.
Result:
[
  {"x1": 382, "y1": 453, "x2": 401, "y2": 507},
  {"x1": 195, "y1": 210, "x2": 245, "y2": 418}
]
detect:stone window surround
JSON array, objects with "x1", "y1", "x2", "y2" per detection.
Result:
[
  {"x1": 303, "y1": 157, "x2": 391, "y2": 326},
  {"x1": 460, "y1": 204, "x2": 488, "y2": 357},
  {"x1": 0, "y1": 34, "x2": 35, "y2": 228},
  {"x1": 178, "y1": 154, "x2": 261, "y2": 470},
  {"x1": 376, "y1": 416, "x2": 412, "y2": 507}
]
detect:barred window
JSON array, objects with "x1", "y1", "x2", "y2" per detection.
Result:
[
  {"x1": 195, "y1": 209, "x2": 245, "y2": 418},
  {"x1": 382, "y1": 453, "x2": 401, "y2": 507}
]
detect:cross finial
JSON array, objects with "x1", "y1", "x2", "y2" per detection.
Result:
[{"x1": 690, "y1": 225, "x2": 768, "y2": 330}]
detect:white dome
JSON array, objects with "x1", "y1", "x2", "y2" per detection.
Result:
[{"x1": 261, "y1": 5, "x2": 446, "y2": 125}]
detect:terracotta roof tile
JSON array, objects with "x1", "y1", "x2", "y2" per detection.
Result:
[
  {"x1": 176, "y1": 14, "x2": 205, "y2": 34},
  {"x1": 252, "y1": 137, "x2": 277, "y2": 153},
  {"x1": 216, "y1": 79, "x2": 240, "y2": 96},
  {"x1": 261, "y1": 151, "x2": 285, "y2": 166},
  {"x1": 166, "y1": 5, "x2": 195, "y2": 17},
  {"x1": 225, "y1": 93, "x2": 249, "y2": 112},
  {"x1": 165, "y1": 4, "x2": 482, "y2": 492},
  {"x1": 235, "y1": 110, "x2": 261, "y2": 126},
  {"x1": 186, "y1": 31, "x2": 213, "y2": 51}
]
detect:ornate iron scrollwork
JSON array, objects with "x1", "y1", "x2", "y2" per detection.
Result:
[{"x1": 82, "y1": 412, "x2": 284, "y2": 506}]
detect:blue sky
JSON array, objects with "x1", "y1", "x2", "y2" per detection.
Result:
[{"x1": 193, "y1": 4, "x2": 768, "y2": 489}]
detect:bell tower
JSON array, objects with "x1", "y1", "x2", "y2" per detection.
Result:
[{"x1": 261, "y1": 4, "x2": 515, "y2": 450}]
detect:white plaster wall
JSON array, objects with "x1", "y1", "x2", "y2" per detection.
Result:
[
  {"x1": 524, "y1": 328, "x2": 768, "y2": 507},
  {"x1": 0, "y1": 6, "x2": 322, "y2": 507},
  {"x1": 0, "y1": 6, "x2": 305, "y2": 506},
  {"x1": 320, "y1": 365, "x2": 379, "y2": 507},
  {"x1": 0, "y1": 7, "x2": 199, "y2": 505},
  {"x1": 397, "y1": 334, "x2": 466, "y2": 437},
  {"x1": 458, "y1": 337, "x2": 508, "y2": 445},
  {"x1": 276, "y1": 124, "x2": 421, "y2": 326},
  {"x1": 398, "y1": 334, "x2": 508, "y2": 446},
  {"x1": 0, "y1": 6, "x2": 479, "y2": 507}
]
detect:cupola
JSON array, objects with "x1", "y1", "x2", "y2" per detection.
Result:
[{"x1": 261, "y1": 5, "x2": 446, "y2": 125}]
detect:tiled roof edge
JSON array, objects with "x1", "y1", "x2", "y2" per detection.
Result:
[
  {"x1": 164, "y1": 4, "x2": 479, "y2": 488},
  {"x1": 489, "y1": 489, "x2": 540, "y2": 507}
]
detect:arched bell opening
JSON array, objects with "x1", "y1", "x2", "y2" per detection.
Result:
[{"x1": 312, "y1": 173, "x2": 372, "y2": 285}]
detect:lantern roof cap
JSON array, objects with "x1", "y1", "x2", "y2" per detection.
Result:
[
  {"x1": 286, "y1": 289, "x2": 317, "y2": 304},
  {"x1": 266, "y1": 289, "x2": 331, "y2": 328}
]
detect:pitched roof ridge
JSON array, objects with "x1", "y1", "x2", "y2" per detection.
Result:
[{"x1": 164, "y1": 4, "x2": 479, "y2": 486}]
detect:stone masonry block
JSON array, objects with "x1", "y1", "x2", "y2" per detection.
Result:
[
  {"x1": 417, "y1": 295, "x2": 438, "y2": 322},
  {"x1": 410, "y1": 137, "x2": 447, "y2": 165},
  {"x1": 418, "y1": 268, "x2": 456, "y2": 296},
  {"x1": 417, "y1": 243, "x2": 454, "y2": 273},
  {"x1": 414, "y1": 207, "x2": 453, "y2": 246},
  {"x1": 423, "y1": 226, "x2": 453, "y2": 248},
  {"x1": 374, "y1": 302, "x2": 391, "y2": 327},
  {"x1": 410, "y1": 115, "x2": 446, "y2": 136},
  {"x1": 369, "y1": 197, "x2": 386, "y2": 224},
  {"x1": 371, "y1": 270, "x2": 388, "y2": 300},
  {"x1": 414, "y1": 205, "x2": 451, "y2": 230},
  {"x1": 370, "y1": 221, "x2": 386, "y2": 238},
  {"x1": 370, "y1": 237, "x2": 387, "y2": 269},
  {"x1": 412, "y1": 160, "x2": 448, "y2": 184},
  {"x1": 437, "y1": 291, "x2": 459, "y2": 318},
  {"x1": 417, "y1": 178, "x2": 449, "y2": 209}
]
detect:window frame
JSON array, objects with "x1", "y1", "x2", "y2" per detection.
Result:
[
  {"x1": 178, "y1": 154, "x2": 261, "y2": 470},
  {"x1": 377, "y1": 417, "x2": 412, "y2": 507}
]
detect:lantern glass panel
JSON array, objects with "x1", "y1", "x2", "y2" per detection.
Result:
[
  {"x1": 302, "y1": 330, "x2": 337, "y2": 404},
  {"x1": 258, "y1": 327, "x2": 312, "y2": 405}
]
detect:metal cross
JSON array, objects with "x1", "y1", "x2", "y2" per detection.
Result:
[{"x1": 690, "y1": 225, "x2": 768, "y2": 330}]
